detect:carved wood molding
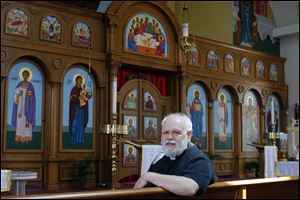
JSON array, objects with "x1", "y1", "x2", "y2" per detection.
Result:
[
  {"x1": 52, "y1": 58, "x2": 63, "y2": 69},
  {"x1": 261, "y1": 88, "x2": 268, "y2": 97},
  {"x1": 61, "y1": 14, "x2": 74, "y2": 25},
  {"x1": 237, "y1": 85, "x2": 244, "y2": 93},
  {"x1": 1, "y1": 1, "x2": 11, "y2": 9},
  {"x1": 1, "y1": 50, "x2": 8, "y2": 62},
  {"x1": 49, "y1": 81, "x2": 61, "y2": 88},
  {"x1": 211, "y1": 81, "x2": 218, "y2": 89},
  {"x1": 177, "y1": 71, "x2": 190, "y2": 85},
  {"x1": 108, "y1": 61, "x2": 121, "y2": 76},
  {"x1": 26, "y1": 6, "x2": 40, "y2": 18}
]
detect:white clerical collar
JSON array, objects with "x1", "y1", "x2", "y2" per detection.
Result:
[
  {"x1": 167, "y1": 145, "x2": 191, "y2": 160},
  {"x1": 169, "y1": 156, "x2": 176, "y2": 160}
]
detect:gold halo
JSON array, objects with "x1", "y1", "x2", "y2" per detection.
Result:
[
  {"x1": 193, "y1": 89, "x2": 201, "y2": 98},
  {"x1": 147, "y1": 119, "x2": 153, "y2": 126},
  {"x1": 19, "y1": 67, "x2": 33, "y2": 81},
  {"x1": 73, "y1": 74, "x2": 85, "y2": 86},
  {"x1": 218, "y1": 93, "x2": 226, "y2": 102},
  {"x1": 127, "y1": 145, "x2": 135, "y2": 154},
  {"x1": 247, "y1": 96, "x2": 253, "y2": 105},
  {"x1": 127, "y1": 117, "x2": 134, "y2": 126}
]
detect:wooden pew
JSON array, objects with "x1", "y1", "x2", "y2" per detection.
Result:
[{"x1": 1, "y1": 176, "x2": 298, "y2": 199}]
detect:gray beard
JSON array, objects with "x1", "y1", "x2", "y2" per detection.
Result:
[{"x1": 161, "y1": 139, "x2": 188, "y2": 159}]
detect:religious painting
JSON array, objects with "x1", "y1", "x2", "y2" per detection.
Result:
[
  {"x1": 270, "y1": 64, "x2": 278, "y2": 81},
  {"x1": 265, "y1": 95, "x2": 280, "y2": 133},
  {"x1": 188, "y1": 47, "x2": 200, "y2": 66},
  {"x1": 124, "y1": 115, "x2": 138, "y2": 138},
  {"x1": 5, "y1": 8, "x2": 29, "y2": 37},
  {"x1": 125, "y1": 13, "x2": 168, "y2": 58},
  {"x1": 62, "y1": 67, "x2": 94, "y2": 150},
  {"x1": 207, "y1": 50, "x2": 219, "y2": 70},
  {"x1": 224, "y1": 54, "x2": 235, "y2": 73},
  {"x1": 144, "y1": 90, "x2": 157, "y2": 111},
  {"x1": 6, "y1": 61, "x2": 43, "y2": 150},
  {"x1": 213, "y1": 88, "x2": 233, "y2": 150},
  {"x1": 72, "y1": 22, "x2": 91, "y2": 48},
  {"x1": 40, "y1": 15, "x2": 62, "y2": 42},
  {"x1": 233, "y1": 1, "x2": 280, "y2": 55},
  {"x1": 123, "y1": 89, "x2": 138, "y2": 110},
  {"x1": 123, "y1": 144, "x2": 138, "y2": 167},
  {"x1": 241, "y1": 57, "x2": 250, "y2": 76},
  {"x1": 242, "y1": 91, "x2": 259, "y2": 151},
  {"x1": 143, "y1": 117, "x2": 157, "y2": 138},
  {"x1": 235, "y1": 2, "x2": 257, "y2": 48},
  {"x1": 186, "y1": 83, "x2": 207, "y2": 150},
  {"x1": 256, "y1": 61, "x2": 265, "y2": 79}
]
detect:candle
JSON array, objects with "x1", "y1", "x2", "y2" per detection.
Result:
[
  {"x1": 122, "y1": 125, "x2": 128, "y2": 135},
  {"x1": 182, "y1": 23, "x2": 189, "y2": 37},
  {"x1": 280, "y1": 132, "x2": 287, "y2": 141},
  {"x1": 104, "y1": 124, "x2": 111, "y2": 134},
  {"x1": 271, "y1": 98, "x2": 275, "y2": 125},
  {"x1": 112, "y1": 76, "x2": 117, "y2": 114}
]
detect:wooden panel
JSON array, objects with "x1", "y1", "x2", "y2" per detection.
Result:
[
  {"x1": 213, "y1": 160, "x2": 234, "y2": 176},
  {"x1": 246, "y1": 180, "x2": 299, "y2": 199},
  {"x1": 59, "y1": 165, "x2": 75, "y2": 181}
]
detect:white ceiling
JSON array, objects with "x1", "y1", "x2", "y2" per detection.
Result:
[
  {"x1": 269, "y1": 1, "x2": 299, "y2": 38},
  {"x1": 269, "y1": 1, "x2": 299, "y2": 27}
]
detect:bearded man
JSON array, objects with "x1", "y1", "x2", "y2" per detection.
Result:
[{"x1": 134, "y1": 113, "x2": 215, "y2": 196}]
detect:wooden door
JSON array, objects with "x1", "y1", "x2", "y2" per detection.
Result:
[{"x1": 116, "y1": 79, "x2": 171, "y2": 186}]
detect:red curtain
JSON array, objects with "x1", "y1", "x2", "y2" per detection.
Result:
[{"x1": 117, "y1": 68, "x2": 167, "y2": 96}]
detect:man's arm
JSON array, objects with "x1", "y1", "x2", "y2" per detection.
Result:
[{"x1": 134, "y1": 172, "x2": 199, "y2": 196}]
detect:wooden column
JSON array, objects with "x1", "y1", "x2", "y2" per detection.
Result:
[
  {"x1": 260, "y1": 107, "x2": 266, "y2": 143},
  {"x1": 208, "y1": 100, "x2": 214, "y2": 153},
  {"x1": 47, "y1": 82, "x2": 60, "y2": 190},
  {"x1": 235, "y1": 102, "x2": 242, "y2": 152},
  {"x1": 178, "y1": 70, "x2": 189, "y2": 112},
  {"x1": 97, "y1": 85, "x2": 107, "y2": 184},
  {"x1": 282, "y1": 107, "x2": 289, "y2": 132},
  {"x1": 106, "y1": 14, "x2": 118, "y2": 53},
  {"x1": 235, "y1": 102, "x2": 243, "y2": 178},
  {"x1": 1, "y1": 76, "x2": 6, "y2": 151},
  {"x1": 180, "y1": 80, "x2": 186, "y2": 112}
]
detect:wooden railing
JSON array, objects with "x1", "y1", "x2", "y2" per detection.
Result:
[{"x1": 2, "y1": 176, "x2": 299, "y2": 199}]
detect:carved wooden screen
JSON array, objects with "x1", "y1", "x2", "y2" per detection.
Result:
[{"x1": 117, "y1": 79, "x2": 171, "y2": 184}]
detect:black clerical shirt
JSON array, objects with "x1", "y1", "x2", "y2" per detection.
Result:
[{"x1": 147, "y1": 143, "x2": 215, "y2": 195}]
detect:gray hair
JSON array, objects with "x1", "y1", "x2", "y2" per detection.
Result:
[{"x1": 161, "y1": 112, "x2": 193, "y2": 133}]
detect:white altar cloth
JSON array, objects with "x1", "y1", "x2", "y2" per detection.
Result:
[{"x1": 276, "y1": 161, "x2": 299, "y2": 176}]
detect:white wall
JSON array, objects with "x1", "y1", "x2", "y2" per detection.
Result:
[
  {"x1": 280, "y1": 33, "x2": 299, "y2": 157},
  {"x1": 281, "y1": 33, "x2": 299, "y2": 118}
]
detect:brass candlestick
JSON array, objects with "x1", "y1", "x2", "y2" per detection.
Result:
[
  {"x1": 280, "y1": 139, "x2": 288, "y2": 161},
  {"x1": 103, "y1": 113, "x2": 128, "y2": 190},
  {"x1": 269, "y1": 123, "x2": 277, "y2": 146}
]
